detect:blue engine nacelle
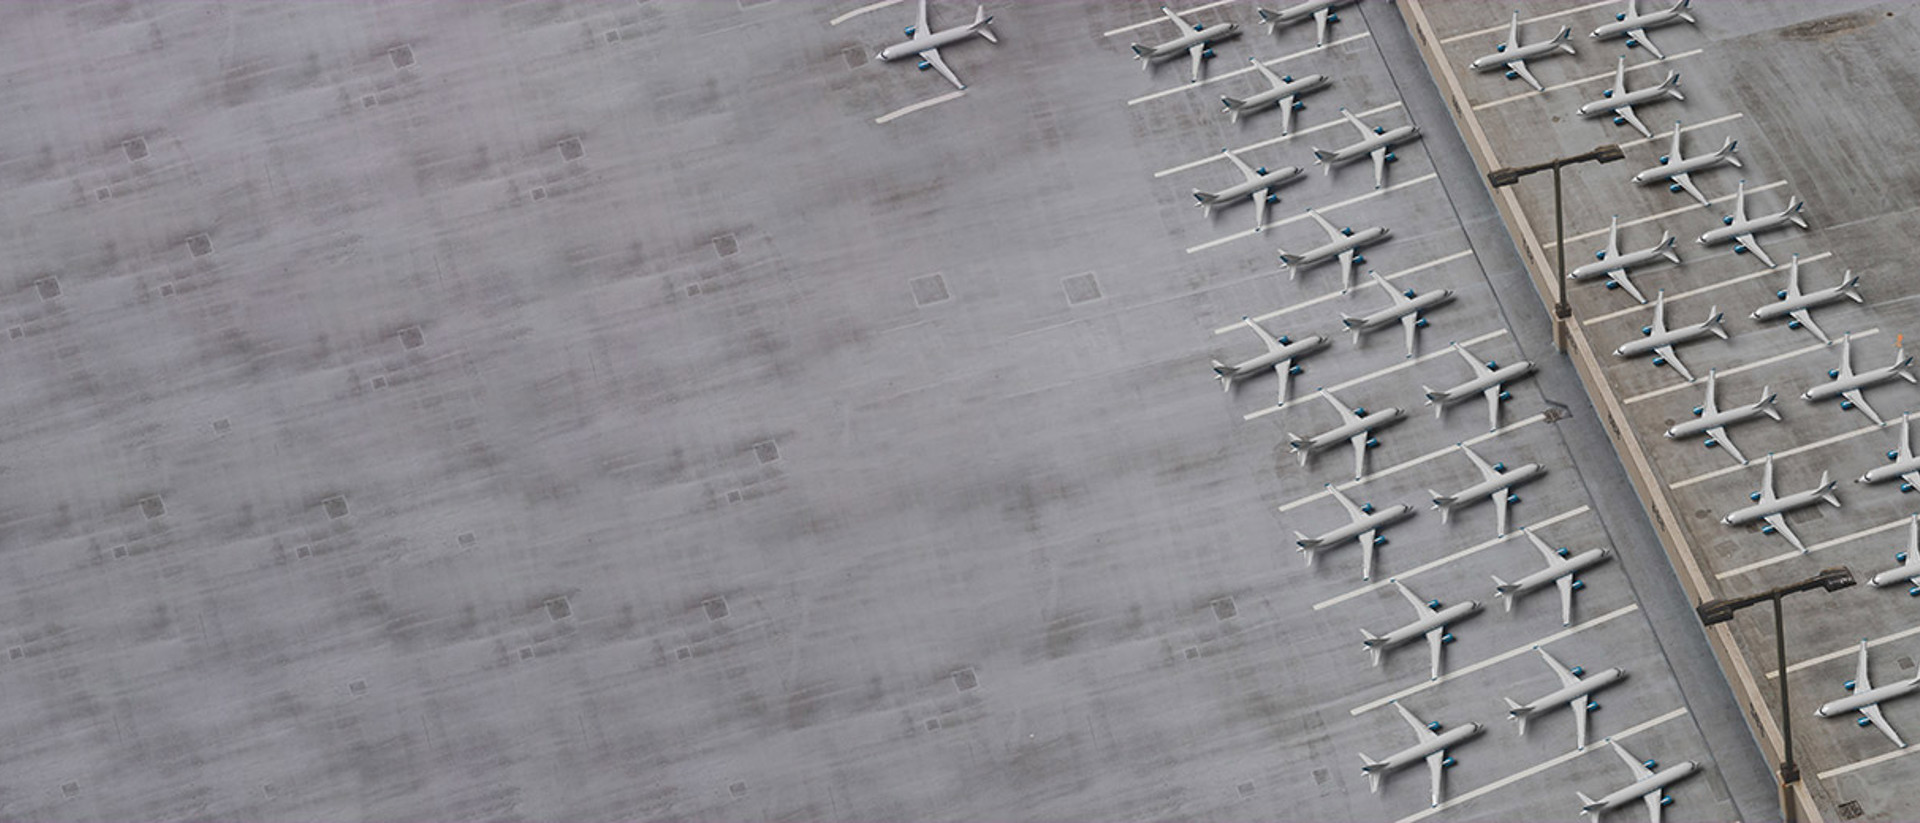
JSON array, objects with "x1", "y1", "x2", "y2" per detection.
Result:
[
  {"x1": 1626, "y1": 38, "x2": 1639, "y2": 48},
  {"x1": 1366, "y1": 437, "x2": 1380, "y2": 449},
  {"x1": 1506, "y1": 493, "x2": 1521, "y2": 504},
  {"x1": 1658, "y1": 155, "x2": 1670, "y2": 165},
  {"x1": 1385, "y1": 152, "x2": 1397, "y2": 163},
  {"x1": 1660, "y1": 795, "x2": 1674, "y2": 808},
  {"x1": 1734, "y1": 244, "x2": 1748, "y2": 254},
  {"x1": 1787, "y1": 320, "x2": 1802, "y2": 330},
  {"x1": 1427, "y1": 599, "x2": 1442, "y2": 610},
  {"x1": 1498, "y1": 390, "x2": 1512, "y2": 401},
  {"x1": 1415, "y1": 317, "x2": 1429, "y2": 328},
  {"x1": 1570, "y1": 665, "x2": 1585, "y2": 677},
  {"x1": 1606, "y1": 280, "x2": 1621, "y2": 290},
  {"x1": 1374, "y1": 126, "x2": 1386, "y2": 135},
  {"x1": 1486, "y1": 360, "x2": 1499, "y2": 370},
  {"x1": 1641, "y1": 325, "x2": 1654, "y2": 336},
  {"x1": 1440, "y1": 632, "x2": 1455, "y2": 644},
  {"x1": 1845, "y1": 679, "x2": 1857, "y2": 691},
  {"x1": 1201, "y1": 47, "x2": 1216, "y2": 58},
  {"x1": 1830, "y1": 369, "x2": 1842, "y2": 379},
  {"x1": 1496, "y1": 44, "x2": 1507, "y2": 53},
  {"x1": 1909, "y1": 585, "x2": 1920, "y2": 597},
  {"x1": 1704, "y1": 438, "x2": 1718, "y2": 448},
  {"x1": 1360, "y1": 503, "x2": 1375, "y2": 514},
  {"x1": 917, "y1": 60, "x2": 933, "y2": 70},
  {"x1": 1595, "y1": 250, "x2": 1608, "y2": 260},
  {"x1": 1291, "y1": 100, "x2": 1305, "y2": 110},
  {"x1": 1692, "y1": 406, "x2": 1704, "y2": 416},
  {"x1": 1723, "y1": 215, "x2": 1735, "y2": 225},
  {"x1": 1898, "y1": 551, "x2": 1909, "y2": 563},
  {"x1": 1281, "y1": 75, "x2": 1294, "y2": 83},
  {"x1": 1778, "y1": 289, "x2": 1791, "y2": 300},
  {"x1": 1602, "y1": 89, "x2": 1614, "y2": 99},
  {"x1": 1761, "y1": 524, "x2": 1777, "y2": 535},
  {"x1": 1427, "y1": 720, "x2": 1443, "y2": 732},
  {"x1": 1556, "y1": 547, "x2": 1571, "y2": 558},
  {"x1": 904, "y1": 25, "x2": 917, "y2": 35},
  {"x1": 1616, "y1": 12, "x2": 1628, "y2": 19},
  {"x1": 1860, "y1": 717, "x2": 1875, "y2": 727},
  {"x1": 1373, "y1": 534, "x2": 1389, "y2": 546},
  {"x1": 1288, "y1": 364, "x2": 1303, "y2": 375},
  {"x1": 1493, "y1": 462, "x2": 1506, "y2": 472},
  {"x1": 1652, "y1": 356, "x2": 1667, "y2": 367},
  {"x1": 1340, "y1": 226, "x2": 1354, "y2": 236},
  {"x1": 1643, "y1": 758, "x2": 1659, "y2": 770},
  {"x1": 1441, "y1": 756, "x2": 1457, "y2": 768},
  {"x1": 1587, "y1": 700, "x2": 1600, "y2": 711},
  {"x1": 1841, "y1": 400, "x2": 1856, "y2": 410},
  {"x1": 1571, "y1": 579, "x2": 1586, "y2": 592},
  {"x1": 1902, "y1": 482, "x2": 1914, "y2": 493},
  {"x1": 1749, "y1": 491, "x2": 1763, "y2": 501},
  {"x1": 1277, "y1": 334, "x2": 1291, "y2": 345},
  {"x1": 1353, "y1": 254, "x2": 1366, "y2": 264},
  {"x1": 1403, "y1": 288, "x2": 1418, "y2": 299},
  {"x1": 1613, "y1": 116, "x2": 1626, "y2": 126},
  {"x1": 1669, "y1": 183, "x2": 1683, "y2": 193}
]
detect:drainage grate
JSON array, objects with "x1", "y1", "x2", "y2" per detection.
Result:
[
  {"x1": 1212, "y1": 597, "x2": 1237, "y2": 620},
  {"x1": 952, "y1": 667, "x2": 978, "y2": 691},
  {"x1": 186, "y1": 233, "x2": 212, "y2": 257},
  {"x1": 704, "y1": 597, "x2": 729, "y2": 621},
  {"x1": 36, "y1": 278, "x2": 60, "y2": 300},
  {"x1": 754, "y1": 440, "x2": 779, "y2": 463},
  {"x1": 1838, "y1": 800, "x2": 1863, "y2": 819},
  {"x1": 558, "y1": 137, "x2": 583, "y2": 162},
  {"x1": 389, "y1": 44, "x2": 414, "y2": 68},
  {"x1": 911, "y1": 273, "x2": 950, "y2": 306},
  {"x1": 123, "y1": 137, "x2": 147, "y2": 161},
  {"x1": 545, "y1": 597, "x2": 571, "y2": 620},
  {"x1": 1062, "y1": 272, "x2": 1101, "y2": 304}
]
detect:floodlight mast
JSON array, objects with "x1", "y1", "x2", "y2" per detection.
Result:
[{"x1": 1487, "y1": 145, "x2": 1625, "y2": 352}]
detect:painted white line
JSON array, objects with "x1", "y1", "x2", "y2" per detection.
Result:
[
  {"x1": 1245, "y1": 329, "x2": 1508, "y2": 421},
  {"x1": 1618, "y1": 112, "x2": 1748, "y2": 150},
  {"x1": 1350, "y1": 604, "x2": 1640, "y2": 716},
  {"x1": 1546, "y1": 180, "x2": 1788, "y2": 250},
  {"x1": 1155, "y1": 102, "x2": 1405, "y2": 179},
  {"x1": 1312, "y1": 507, "x2": 1590, "y2": 612},
  {"x1": 1438, "y1": 0, "x2": 1620, "y2": 44},
  {"x1": 1395, "y1": 707, "x2": 1689, "y2": 823},
  {"x1": 1620, "y1": 329, "x2": 1878, "y2": 406},
  {"x1": 1127, "y1": 32, "x2": 1373, "y2": 106},
  {"x1": 1581, "y1": 252, "x2": 1834, "y2": 327},
  {"x1": 1186, "y1": 172, "x2": 1437, "y2": 255},
  {"x1": 875, "y1": 90, "x2": 966, "y2": 124},
  {"x1": 1671, "y1": 420, "x2": 1876, "y2": 491},
  {"x1": 1770, "y1": 622, "x2": 1920, "y2": 680},
  {"x1": 1714, "y1": 514, "x2": 1909, "y2": 582},
  {"x1": 1101, "y1": 0, "x2": 1236, "y2": 37},
  {"x1": 1278, "y1": 413, "x2": 1548, "y2": 513},
  {"x1": 1819, "y1": 746, "x2": 1920, "y2": 781},
  {"x1": 1219, "y1": 250, "x2": 1475, "y2": 334},
  {"x1": 1473, "y1": 50, "x2": 1703, "y2": 111},
  {"x1": 829, "y1": 0, "x2": 902, "y2": 27}
]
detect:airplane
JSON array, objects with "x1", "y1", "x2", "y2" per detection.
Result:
[
  {"x1": 1867, "y1": 515, "x2": 1920, "y2": 594},
  {"x1": 1130, "y1": 6, "x2": 1241, "y2": 84},
  {"x1": 1859, "y1": 415, "x2": 1920, "y2": 492},
  {"x1": 1276, "y1": 208, "x2": 1390, "y2": 292},
  {"x1": 1311, "y1": 107, "x2": 1422, "y2": 189},
  {"x1": 1802, "y1": 333, "x2": 1916, "y2": 426},
  {"x1": 1429, "y1": 443, "x2": 1544, "y2": 537},
  {"x1": 876, "y1": 0, "x2": 998, "y2": 91},
  {"x1": 1576, "y1": 738, "x2": 1699, "y2": 823},
  {"x1": 1663, "y1": 369, "x2": 1780, "y2": 465},
  {"x1": 1255, "y1": 0, "x2": 1354, "y2": 47},
  {"x1": 1493, "y1": 529, "x2": 1613, "y2": 627},
  {"x1": 1610, "y1": 291, "x2": 1727, "y2": 382},
  {"x1": 1220, "y1": 59, "x2": 1330, "y2": 131},
  {"x1": 1294, "y1": 484, "x2": 1415, "y2": 581},
  {"x1": 1722, "y1": 453, "x2": 1839, "y2": 552},
  {"x1": 1750, "y1": 255, "x2": 1861, "y2": 344},
  {"x1": 1576, "y1": 56, "x2": 1683, "y2": 139},
  {"x1": 1467, "y1": 11, "x2": 1576, "y2": 92},
  {"x1": 1697, "y1": 180, "x2": 1807, "y2": 268},
  {"x1": 1341, "y1": 270, "x2": 1455, "y2": 358},
  {"x1": 1590, "y1": 0, "x2": 1697, "y2": 61},
  {"x1": 1359, "y1": 700, "x2": 1483, "y2": 809},
  {"x1": 1288, "y1": 387, "x2": 1406, "y2": 481},
  {"x1": 1567, "y1": 216, "x2": 1679, "y2": 304},
  {"x1": 1815, "y1": 639, "x2": 1920, "y2": 749},
  {"x1": 1630, "y1": 121, "x2": 1740, "y2": 207},
  {"x1": 1422, "y1": 341, "x2": 1537, "y2": 432},
  {"x1": 1502, "y1": 645, "x2": 1627, "y2": 750},
  {"x1": 1192, "y1": 148, "x2": 1303, "y2": 234},
  {"x1": 1211, "y1": 315, "x2": 1327, "y2": 405},
  {"x1": 1361, "y1": 579, "x2": 1481, "y2": 681}
]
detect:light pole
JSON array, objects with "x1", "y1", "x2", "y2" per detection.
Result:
[
  {"x1": 1696, "y1": 567, "x2": 1857, "y2": 823},
  {"x1": 1487, "y1": 145, "x2": 1626, "y2": 353}
]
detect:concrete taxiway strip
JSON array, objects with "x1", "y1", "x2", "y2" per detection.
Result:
[
  {"x1": 1218, "y1": 250, "x2": 1474, "y2": 333},
  {"x1": 1818, "y1": 746, "x2": 1920, "y2": 782},
  {"x1": 1620, "y1": 329, "x2": 1880, "y2": 406},
  {"x1": 1545, "y1": 180, "x2": 1788, "y2": 251},
  {"x1": 1581, "y1": 252, "x2": 1835, "y2": 327},
  {"x1": 1155, "y1": 101, "x2": 1405, "y2": 178},
  {"x1": 1618, "y1": 112, "x2": 1749, "y2": 150},
  {"x1": 1243, "y1": 328, "x2": 1507, "y2": 421},
  {"x1": 1349, "y1": 604, "x2": 1640, "y2": 716},
  {"x1": 1473, "y1": 49, "x2": 1703, "y2": 111},
  {"x1": 1437, "y1": 0, "x2": 1620, "y2": 44},
  {"x1": 874, "y1": 90, "x2": 966, "y2": 124},
  {"x1": 1185, "y1": 171, "x2": 1438, "y2": 254},
  {"x1": 828, "y1": 0, "x2": 903, "y2": 27},
  {"x1": 1769, "y1": 624, "x2": 1920, "y2": 681},
  {"x1": 1278, "y1": 413, "x2": 1549, "y2": 514},
  {"x1": 1670, "y1": 420, "x2": 1877, "y2": 491},
  {"x1": 1395, "y1": 707, "x2": 1691, "y2": 823},
  {"x1": 1311, "y1": 506, "x2": 1591, "y2": 612},
  {"x1": 1127, "y1": 32, "x2": 1373, "y2": 106},
  {"x1": 1100, "y1": 0, "x2": 1238, "y2": 37},
  {"x1": 1715, "y1": 515, "x2": 1910, "y2": 582}
]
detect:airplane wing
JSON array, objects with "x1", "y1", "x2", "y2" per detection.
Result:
[
  {"x1": 1307, "y1": 208, "x2": 1341, "y2": 240},
  {"x1": 1426, "y1": 750, "x2": 1445, "y2": 808},
  {"x1": 1351, "y1": 431, "x2": 1368, "y2": 480},
  {"x1": 1611, "y1": 268, "x2": 1648, "y2": 303},
  {"x1": 1703, "y1": 370, "x2": 1720, "y2": 413},
  {"x1": 1461, "y1": 445, "x2": 1499, "y2": 481},
  {"x1": 1764, "y1": 512, "x2": 1805, "y2": 551},
  {"x1": 1161, "y1": 6, "x2": 1192, "y2": 30},
  {"x1": 1426, "y1": 626, "x2": 1445, "y2": 680},
  {"x1": 1788, "y1": 308, "x2": 1827, "y2": 343},
  {"x1": 1735, "y1": 233, "x2": 1776, "y2": 268},
  {"x1": 1254, "y1": 186, "x2": 1272, "y2": 234},
  {"x1": 1670, "y1": 172, "x2": 1709, "y2": 207},
  {"x1": 1325, "y1": 389, "x2": 1362, "y2": 425},
  {"x1": 1330, "y1": 485, "x2": 1366, "y2": 519},
  {"x1": 1494, "y1": 491, "x2": 1511, "y2": 536},
  {"x1": 1456, "y1": 344, "x2": 1495, "y2": 377},
  {"x1": 1338, "y1": 248, "x2": 1357, "y2": 292},
  {"x1": 1612, "y1": 739, "x2": 1655, "y2": 781},
  {"x1": 1627, "y1": 27, "x2": 1666, "y2": 59},
  {"x1": 1645, "y1": 790, "x2": 1665, "y2": 823},
  {"x1": 1395, "y1": 700, "x2": 1438, "y2": 741},
  {"x1": 1525, "y1": 530, "x2": 1563, "y2": 565},
  {"x1": 1902, "y1": 470, "x2": 1920, "y2": 491},
  {"x1": 1187, "y1": 43, "x2": 1205, "y2": 84},
  {"x1": 1484, "y1": 385, "x2": 1503, "y2": 431},
  {"x1": 1574, "y1": 696, "x2": 1590, "y2": 749},
  {"x1": 1395, "y1": 579, "x2": 1433, "y2": 615},
  {"x1": 1558, "y1": 573, "x2": 1576, "y2": 626},
  {"x1": 1837, "y1": 335, "x2": 1855, "y2": 379},
  {"x1": 915, "y1": 0, "x2": 930, "y2": 35},
  {"x1": 1844, "y1": 388, "x2": 1885, "y2": 425},
  {"x1": 1615, "y1": 104, "x2": 1651, "y2": 138},
  {"x1": 1279, "y1": 95, "x2": 1298, "y2": 135},
  {"x1": 1651, "y1": 292, "x2": 1667, "y2": 333},
  {"x1": 1860, "y1": 704, "x2": 1907, "y2": 748},
  {"x1": 1759, "y1": 454, "x2": 1776, "y2": 502},
  {"x1": 1507, "y1": 60, "x2": 1544, "y2": 92},
  {"x1": 1538, "y1": 646, "x2": 1582, "y2": 688},
  {"x1": 1733, "y1": 183, "x2": 1750, "y2": 223},
  {"x1": 1655, "y1": 344, "x2": 1693, "y2": 381},
  {"x1": 1341, "y1": 107, "x2": 1374, "y2": 138},
  {"x1": 1707, "y1": 426, "x2": 1746, "y2": 463},
  {"x1": 1856, "y1": 641, "x2": 1874, "y2": 693},
  {"x1": 918, "y1": 48, "x2": 965, "y2": 90},
  {"x1": 1274, "y1": 356, "x2": 1293, "y2": 405},
  {"x1": 1610, "y1": 55, "x2": 1627, "y2": 96},
  {"x1": 1370, "y1": 146, "x2": 1388, "y2": 189},
  {"x1": 1902, "y1": 416, "x2": 1914, "y2": 461},
  {"x1": 1401, "y1": 313, "x2": 1419, "y2": 358},
  {"x1": 1314, "y1": 6, "x2": 1332, "y2": 46},
  {"x1": 1246, "y1": 318, "x2": 1283, "y2": 352},
  {"x1": 1224, "y1": 150, "x2": 1261, "y2": 182},
  {"x1": 1504, "y1": 11, "x2": 1521, "y2": 50}
]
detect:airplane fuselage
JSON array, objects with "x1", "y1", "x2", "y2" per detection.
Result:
[
  {"x1": 1592, "y1": 8, "x2": 1689, "y2": 41},
  {"x1": 1631, "y1": 149, "x2": 1734, "y2": 185},
  {"x1": 1860, "y1": 456, "x2": 1920, "y2": 486},
  {"x1": 1289, "y1": 226, "x2": 1390, "y2": 266},
  {"x1": 1144, "y1": 24, "x2": 1240, "y2": 60},
  {"x1": 1227, "y1": 333, "x2": 1326, "y2": 376},
  {"x1": 1469, "y1": 37, "x2": 1568, "y2": 71},
  {"x1": 1211, "y1": 166, "x2": 1304, "y2": 203},
  {"x1": 1272, "y1": 0, "x2": 1341, "y2": 25},
  {"x1": 1577, "y1": 79, "x2": 1678, "y2": 117},
  {"x1": 1439, "y1": 464, "x2": 1544, "y2": 512},
  {"x1": 1753, "y1": 280, "x2": 1860, "y2": 321},
  {"x1": 1569, "y1": 240, "x2": 1672, "y2": 281},
  {"x1": 1584, "y1": 761, "x2": 1699, "y2": 818},
  {"x1": 1871, "y1": 560, "x2": 1920, "y2": 587},
  {"x1": 1243, "y1": 74, "x2": 1329, "y2": 109},
  {"x1": 1699, "y1": 211, "x2": 1795, "y2": 246},
  {"x1": 1816, "y1": 679, "x2": 1920, "y2": 718},
  {"x1": 1723, "y1": 483, "x2": 1837, "y2": 526},
  {"x1": 1297, "y1": 503, "x2": 1413, "y2": 549},
  {"x1": 1516, "y1": 668, "x2": 1627, "y2": 717},
  {"x1": 1665, "y1": 401, "x2": 1773, "y2": 439},
  {"x1": 1296, "y1": 407, "x2": 1405, "y2": 453},
  {"x1": 1324, "y1": 126, "x2": 1419, "y2": 165},
  {"x1": 1803, "y1": 361, "x2": 1916, "y2": 401},
  {"x1": 1431, "y1": 362, "x2": 1536, "y2": 407},
  {"x1": 1367, "y1": 723, "x2": 1483, "y2": 777},
  {"x1": 1368, "y1": 602, "x2": 1480, "y2": 654},
  {"x1": 1613, "y1": 319, "x2": 1720, "y2": 358},
  {"x1": 1351, "y1": 289, "x2": 1453, "y2": 333},
  {"x1": 1503, "y1": 548, "x2": 1611, "y2": 599},
  {"x1": 879, "y1": 23, "x2": 979, "y2": 61}
]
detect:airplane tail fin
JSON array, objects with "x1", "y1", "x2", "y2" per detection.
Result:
[
  {"x1": 1276, "y1": 249, "x2": 1299, "y2": 275},
  {"x1": 1784, "y1": 196, "x2": 1809, "y2": 228},
  {"x1": 1424, "y1": 386, "x2": 1444, "y2": 409},
  {"x1": 1431, "y1": 491, "x2": 1455, "y2": 520},
  {"x1": 1492, "y1": 574, "x2": 1520, "y2": 604},
  {"x1": 1358, "y1": 752, "x2": 1384, "y2": 792},
  {"x1": 1672, "y1": 0, "x2": 1696, "y2": 24},
  {"x1": 1820, "y1": 471, "x2": 1841, "y2": 506},
  {"x1": 1505, "y1": 697, "x2": 1532, "y2": 733},
  {"x1": 1295, "y1": 531, "x2": 1320, "y2": 553},
  {"x1": 1212, "y1": 359, "x2": 1237, "y2": 391},
  {"x1": 1131, "y1": 43, "x2": 1157, "y2": 62},
  {"x1": 1720, "y1": 137, "x2": 1743, "y2": 168},
  {"x1": 1220, "y1": 95, "x2": 1247, "y2": 112},
  {"x1": 1192, "y1": 189, "x2": 1219, "y2": 214},
  {"x1": 1663, "y1": 72, "x2": 1685, "y2": 100},
  {"x1": 1657, "y1": 231, "x2": 1680, "y2": 264},
  {"x1": 1361, "y1": 629, "x2": 1385, "y2": 665},
  {"x1": 1311, "y1": 146, "x2": 1336, "y2": 168},
  {"x1": 1843, "y1": 274, "x2": 1864, "y2": 304},
  {"x1": 1256, "y1": 7, "x2": 1278, "y2": 33},
  {"x1": 1704, "y1": 306, "x2": 1728, "y2": 340},
  {"x1": 1578, "y1": 791, "x2": 1603, "y2": 816},
  {"x1": 1758, "y1": 387, "x2": 1782, "y2": 420},
  {"x1": 1288, "y1": 433, "x2": 1310, "y2": 462},
  {"x1": 971, "y1": 6, "x2": 998, "y2": 42},
  {"x1": 1554, "y1": 25, "x2": 1575, "y2": 48}
]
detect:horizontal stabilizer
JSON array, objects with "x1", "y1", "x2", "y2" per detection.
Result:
[
  {"x1": 1657, "y1": 232, "x2": 1680, "y2": 264},
  {"x1": 1785, "y1": 197, "x2": 1809, "y2": 228},
  {"x1": 1130, "y1": 43, "x2": 1156, "y2": 60},
  {"x1": 1311, "y1": 147, "x2": 1335, "y2": 166},
  {"x1": 1221, "y1": 95, "x2": 1247, "y2": 110},
  {"x1": 1758, "y1": 387, "x2": 1781, "y2": 420},
  {"x1": 1492, "y1": 574, "x2": 1519, "y2": 604},
  {"x1": 1431, "y1": 492, "x2": 1455, "y2": 519}
]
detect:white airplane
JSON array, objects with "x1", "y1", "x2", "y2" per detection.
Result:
[
  {"x1": 1311, "y1": 108, "x2": 1421, "y2": 189},
  {"x1": 1576, "y1": 56, "x2": 1683, "y2": 139},
  {"x1": 1576, "y1": 738, "x2": 1699, "y2": 823},
  {"x1": 1288, "y1": 388, "x2": 1406, "y2": 481},
  {"x1": 1341, "y1": 270, "x2": 1454, "y2": 358},
  {"x1": 1860, "y1": 415, "x2": 1920, "y2": 492},
  {"x1": 1567, "y1": 216, "x2": 1679, "y2": 304},
  {"x1": 1630, "y1": 121, "x2": 1740, "y2": 207},
  {"x1": 1362, "y1": 579, "x2": 1481, "y2": 681},
  {"x1": 1211, "y1": 316, "x2": 1327, "y2": 405},
  {"x1": 876, "y1": 0, "x2": 998, "y2": 91},
  {"x1": 1611, "y1": 291, "x2": 1727, "y2": 382},
  {"x1": 1429, "y1": 443, "x2": 1544, "y2": 537},
  {"x1": 1130, "y1": 6, "x2": 1241, "y2": 84},
  {"x1": 1493, "y1": 529, "x2": 1613, "y2": 627},
  {"x1": 1467, "y1": 11, "x2": 1576, "y2": 92},
  {"x1": 1697, "y1": 180, "x2": 1807, "y2": 268},
  {"x1": 1590, "y1": 0, "x2": 1697, "y2": 61},
  {"x1": 1503, "y1": 646, "x2": 1627, "y2": 750},
  {"x1": 1294, "y1": 484, "x2": 1415, "y2": 581},
  {"x1": 1192, "y1": 149, "x2": 1303, "y2": 234},
  {"x1": 1277, "y1": 208, "x2": 1390, "y2": 292},
  {"x1": 1802, "y1": 333, "x2": 1916, "y2": 426},
  {"x1": 1256, "y1": 0, "x2": 1353, "y2": 46},
  {"x1": 1722, "y1": 453, "x2": 1839, "y2": 552},
  {"x1": 1867, "y1": 515, "x2": 1920, "y2": 594},
  {"x1": 1750, "y1": 255, "x2": 1861, "y2": 344},
  {"x1": 1423, "y1": 341, "x2": 1536, "y2": 432},
  {"x1": 1816, "y1": 639, "x2": 1920, "y2": 749},
  {"x1": 1220, "y1": 59, "x2": 1329, "y2": 131},
  {"x1": 1663, "y1": 369, "x2": 1779, "y2": 465},
  {"x1": 1359, "y1": 700, "x2": 1483, "y2": 810}
]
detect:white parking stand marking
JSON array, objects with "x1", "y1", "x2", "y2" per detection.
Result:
[
  {"x1": 1278, "y1": 413, "x2": 1549, "y2": 513},
  {"x1": 1156, "y1": 102, "x2": 1405, "y2": 179},
  {"x1": 1186, "y1": 172, "x2": 1437, "y2": 254},
  {"x1": 1546, "y1": 180, "x2": 1788, "y2": 250},
  {"x1": 1312, "y1": 507, "x2": 1590, "y2": 612},
  {"x1": 1671, "y1": 419, "x2": 1876, "y2": 491},
  {"x1": 1218, "y1": 250, "x2": 1475, "y2": 334},
  {"x1": 829, "y1": 0, "x2": 902, "y2": 26},
  {"x1": 1769, "y1": 623, "x2": 1920, "y2": 681},
  {"x1": 1819, "y1": 746, "x2": 1920, "y2": 781},
  {"x1": 1395, "y1": 707, "x2": 1690, "y2": 823},
  {"x1": 1350, "y1": 604, "x2": 1640, "y2": 716},
  {"x1": 1582, "y1": 252, "x2": 1834, "y2": 327},
  {"x1": 1473, "y1": 50, "x2": 1703, "y2": 111},
  {"x1": 1244, "y1": 329, "x2": 1507, "y2": 421},
  {"x1": 1618, "y1": 112, "x2": 1748, "y2": 150},
  {"x1": 1127, "y1": 33, "x2": 1373, "y2": 106},
  {"x1": 875, "y1": 90, "x2": 966, "y2": 124},
  {"x1": 1101, "y1": 0, "x2": 1237, "y2": 37},
  {"x1": 1621, "y1": 329, "x2": 1879, "y2": 406},
  {"x1": 1438, "y1": 0, "x2": 1620, "y2": 44},
  {"x1": 1715, "y1": 515, "x2": 1910, "y2": 582}
]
